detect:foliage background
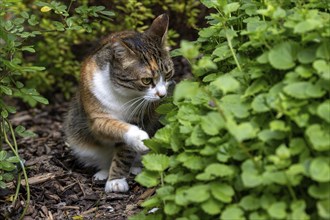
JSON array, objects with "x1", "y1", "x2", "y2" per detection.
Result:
[{"x1": 1, "y1": 0, "x2": 329, "y2": 219}]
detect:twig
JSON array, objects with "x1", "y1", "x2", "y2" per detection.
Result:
[{"x1": 6, "y1": 173, "x2": 56, "y2": 188}]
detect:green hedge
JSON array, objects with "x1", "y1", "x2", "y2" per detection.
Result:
[{"x1": 134, "y1": 0, "x2": 330, "y2": 219}]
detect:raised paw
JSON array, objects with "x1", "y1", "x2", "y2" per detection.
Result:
[
  {"x1": 105, "y1": 178, "x2": 129, "y2": 193},
  {"x1": 123, "y1": 126, "x2": 149, "y2": 153},
  {"x1": 93, "y1": 170, "x2": 108, "y2": 181}
]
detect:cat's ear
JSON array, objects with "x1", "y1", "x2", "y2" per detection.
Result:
[{"x1": 145, "y1": 14, "x2": 169, "y2": 46}]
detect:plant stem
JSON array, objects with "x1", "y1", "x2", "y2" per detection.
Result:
[
  {"x1": 2, "y1": 119, "x2": 30, "y2": 220},
  {"x1": 226, "y1": 32, "x2": 242, "y2": 71}
]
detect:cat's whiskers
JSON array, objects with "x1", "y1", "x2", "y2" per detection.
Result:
[{"x1": 126, "y1": 98, "x2": 146, "y2": 123}]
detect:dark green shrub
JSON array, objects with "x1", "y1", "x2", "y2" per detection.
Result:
[
  {"x1": 0, "y1": 1, "x2": 114, "y2": 218},
  {"x1": 134, "y1": 0, "x2": 330, "y2": 219}
]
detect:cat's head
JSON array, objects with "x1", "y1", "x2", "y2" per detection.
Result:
[{"x1": 99, "y1": 14, "x2": 174, "y2": 102}]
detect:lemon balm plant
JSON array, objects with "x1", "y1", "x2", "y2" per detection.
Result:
[{"x1": 134, "y1": 0, "x2": 330, "y2": 219}]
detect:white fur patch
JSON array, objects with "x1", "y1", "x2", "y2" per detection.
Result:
[
  {"x1": 123, "y1": 126, "x2": 149, "y2": 152},
  {"x1": 93, "y1": 170, "x2": 108, "y2": 181},
  {"x1": 105, "y1": 178, "x2": 129, "y2": 192},
  {"x1": 92, "y1": 63, "x2": 140, "y2": 120}
]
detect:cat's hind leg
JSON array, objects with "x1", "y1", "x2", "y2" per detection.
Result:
[{"x1": 105, "y1": 144, "x2": 136, "y2": 193}]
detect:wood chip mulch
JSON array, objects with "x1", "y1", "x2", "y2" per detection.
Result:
[{"x1": 0, "y1": 100, "x2": 153, "y2": 220}]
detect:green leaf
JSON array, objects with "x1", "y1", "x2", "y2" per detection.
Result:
[
  {"x1": 212, "y1": 45, "x2": 231, "y2": 61},
  {"x1": 298, "y1": 47, "x2": 316, "y2": 64},
  {"x1": 174, "y1": 81, "x2": 199, "y2": 102},
  {"x1": 0, "y1": 181, "x2": 6, "y2": 189},
  {"x1": 32, "y1": 95, "x2": 49, "y2": 104},
  {"x1": 6, "y1": 156, "x2": 20, "y2": 163},
  {"x1": 0, "y1": 85, "x2": 12, "y2": 95},
  {"x1": 221, "y1": 95, "x2": 249, "y2": 119},
  {"x1": 317, "y1": 199, "x2": 330, "y2": 219},
  {"x1": 221, "y1": 205, "x2": 245, "y2": 220},
  {"x1": 316, "y1": 42, "x2": 330, "y2": 60},
  {"x1": 211, "y1": 75, "x2": 240, "y2": 94},
  {"x1": 308, "y1": 183, "x2": 330, "y2": 199},
  {"x1": 201, "y1": 112, "x2": 225, "y2": 135},
  {"x1": 289, "y1": 138, "x2": 307, "y2": 155},
  {"x1": 141, "y1": 196, "x2": 160, "y2": 208},
  {"x1": 313, "y1": 60, "x2": 330, "y2": 80},
  {"x1": 211, "y1": 182, "x2": 235, "y2": 203},
  {"x1": 142, "y1": 154, "x2": 170, "y2": 172},
  {"x1": 294, "y1": 19, "x2": 323, "y2": 33},
  {"x1": 239, "y1": 195, "x2": 260, "y2": 211},
  {"x1": 227, "y1": 120, "x2": 257, "y2": 142},
  {"x1": 189, "y1": 125, "x2": 206, "y2": 146},
  {"x1": 290, "y1": 200, "x2": 309, "y2": 220},
  {"x1": 21, "y1": 46, "x2": 35, "y2": 53},
  {"x1": 241, "y1": 160, "x2": 262, "y2": 187},
  {"x1": 175, "y1": 187, "x2": 190, "y2": 206},
  {"x1": 201, "y1": 198, "x2": 222, "y2": 215},
  {"x1": 180, "y1": 40, "x2": 200, "y2": 60},
  {"x1": 268, "y1": 42, "x2": 297, "y2": 70},
  {"x1": 317, "y1": 100, "x2": 330, "y2": 123},
  {"x1": 99, "y1": 10, "x2": 115, "y2": 17},
  {"x1": 1, "y1": 110, "x2": 8, "y2": 118},
  {"x1": 0, "y1": 161, "x2": 16, "y2": 171},
  {"x1": 183, "y1": 155, "x2": 204, "y2": 170},
  {"x1": 0, "y1": 151, "x2": 7, "y2": 161},
  {"x1": 135, "y1": 171, "x2": 160, "y2": 187},
  {"x1": 283, "y1": 81, "x2": 325, "y2": 99},
  {"x1": 309, "y1": 157, "x2": 330, "y2": 182},
  {"x1": 224, "y1": 3, "x2": 240, "y2": 15},
  {"x1": 164, "y1": 202, "x2": 181, "y2": 215},
  {"x1": 185, "y1": 185, "x2": 210, "y2": 203},
  {"x1": 252, "y1": 94, "x2": 270, "y2": 113},
  {"x1": 200, "y1": 0, "x2": 220, "y2": 8},
  {"x1": 268, "y1": 202, "x2": 287, "y2": 219},
  {"x1": 306, "y1": 124, "x2": 330, "y2": 151},
  {"x1": 156, "y1": 103, "x2": 175, "y2": 114},
  {"x1": 244, "y1": 79, "x2": 268, "y2": 97},
  {"x1": 204, "y1": 163, "x2": 235, "y2": 177}
]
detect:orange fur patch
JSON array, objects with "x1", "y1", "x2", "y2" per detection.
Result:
[{"x1": 149, "y1": 58, "x2": 159, "y2": 71}]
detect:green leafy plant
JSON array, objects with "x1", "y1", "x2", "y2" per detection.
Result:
[
  {"x1": 133, "y1": 0, "x2": 330, "y2": 219},
  {"x1": 0, "y1": 1, "x2": 114, "y2": 218}
]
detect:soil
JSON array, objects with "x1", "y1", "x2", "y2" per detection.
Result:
[{"x1": 0, "y1": 98, "x2": 157, "y2": 220}]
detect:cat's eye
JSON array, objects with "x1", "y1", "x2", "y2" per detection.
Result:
[{"x1": 141, "y1": 77, "x2": 153, "y2": 85}]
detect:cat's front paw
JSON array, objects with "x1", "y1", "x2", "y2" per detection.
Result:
[
  {"x1": 105, "y1": 178, "x2": 129, "y2": 193},
  {"x1": 123, "y1": 126, "x2": 149, "y2": 152}
]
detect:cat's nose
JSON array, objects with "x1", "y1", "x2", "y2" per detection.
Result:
[{"x1": 157, "y1": 92, "x2": 166, "y2": 98}]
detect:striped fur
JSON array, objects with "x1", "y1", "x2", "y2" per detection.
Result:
[{"x1": 64, "y1": 14, "x2": 174, "y2": 193}]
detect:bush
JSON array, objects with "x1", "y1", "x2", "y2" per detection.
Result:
[
  {"x1": 0, "y1": 1, "x2": 114, "y2": 218},
  {"x1": 134, "y1": 0, "x2": 330, "y2": 219}
]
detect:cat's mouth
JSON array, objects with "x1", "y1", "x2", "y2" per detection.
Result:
[{"x1": 144, "y1": 95, "x2": 163, "y2": 102}]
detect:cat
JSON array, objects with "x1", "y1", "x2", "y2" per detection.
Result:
[{"x1": 63, "y1": 14, "x2": 174, "y2": 193}]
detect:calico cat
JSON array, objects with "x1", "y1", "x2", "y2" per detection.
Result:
[{"x1": 64, "y1": 14, "x2": 174, "y2": 193}]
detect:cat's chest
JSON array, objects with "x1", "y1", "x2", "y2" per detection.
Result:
[{"x1": 90, "y1": 65, "x2": 138, "y2": 121}]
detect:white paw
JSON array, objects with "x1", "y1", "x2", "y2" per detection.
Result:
[
  {"x1": 123, "y1": 126, "x2": 149, "y2": 152},
  {"x1": 130, "y1": 166, "x2": 142, "y2": 175},
  {"x1": 93, "y1": 170, "x2": 108, "y2": 181},
  {"x1": 105, "y1": 178, "x2": 129, "y2": 193}
]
